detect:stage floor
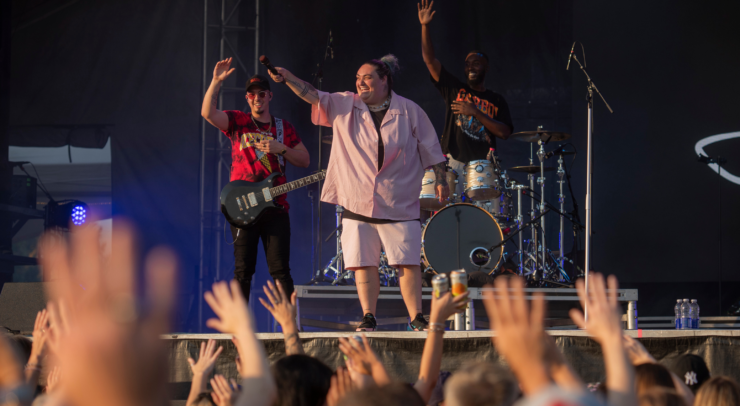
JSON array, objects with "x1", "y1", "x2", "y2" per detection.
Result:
[{"x1": 165, "y1": 330, "x2": 740, "y2": 402}]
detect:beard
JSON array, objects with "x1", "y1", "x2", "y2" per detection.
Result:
[{"x1": 467, "y1": 72, "x2": 486, "y2": 88}]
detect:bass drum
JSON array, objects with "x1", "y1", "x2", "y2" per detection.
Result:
[{"x1": 421, "y1": 203, "x2": 504, "y2": 275}]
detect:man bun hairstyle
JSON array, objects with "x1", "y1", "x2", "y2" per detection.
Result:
[{"x1": 365, "y1": 54, "x2": 400, "y2": 92}]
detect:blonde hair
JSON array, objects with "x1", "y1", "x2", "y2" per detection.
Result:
[{"x1": 694, "y1": 376, "x2": 740, "y2": 406}]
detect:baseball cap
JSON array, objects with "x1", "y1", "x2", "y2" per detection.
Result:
[
  {"x1": 246, "y1": 74, "x2": 271, "y2": 92},
  {"x1": 665, "y1": 354, "x2": 710, "y2": 393}
]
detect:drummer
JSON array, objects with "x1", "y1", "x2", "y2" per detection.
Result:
[{"x1": 418, "y1": 0, "x2": 514, "y2": 199}]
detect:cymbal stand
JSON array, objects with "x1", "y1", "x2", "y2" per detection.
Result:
[
  {"x1": 536, "y1": 138, "x2": 547, "y2": 280},
  {"x1": 512, "y1": 183, "x2": 529, "y2": 275},
  {"x1": 528, "y1": 144, "x2": 538, "y2": 273},
  {"x1": 556, "y1": 154, "x2": 565, "y2": 270}
]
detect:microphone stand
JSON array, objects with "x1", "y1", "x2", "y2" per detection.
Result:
[
  {"x1": 698, "y1": 154, "x2": 727, "y2": 315},
  {"x1": 310, "y1": 31, "x2": 333, "y2": 281},
  {"x1": 488, "y1": 209, "x2": 550, "y2": 256},
  {"x1": 570, "y1": 50, "x2": 613, "y2": 321}
]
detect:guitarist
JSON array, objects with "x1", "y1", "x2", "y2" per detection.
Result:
[{"x1": 201, "y1": 57, "x2": 310, "y2": 302}]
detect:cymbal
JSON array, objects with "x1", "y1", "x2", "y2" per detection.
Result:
[
  {"x1": 321, "y1": 135, "x2": 333, "y2": 145},
  {"x1": 512, "y1": 131, "x2": 571, "y2": 143},
  {"x1": 508, "y1": 165, "x2": 556, "y2": 174}
]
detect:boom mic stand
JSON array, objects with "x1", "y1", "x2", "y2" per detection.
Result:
[
  {"x1": 698, "y1": 154, "x2": 727, "y2": 315},
  {"x1": 569, "y1": 47, "x2": 613, "y2": 320}
]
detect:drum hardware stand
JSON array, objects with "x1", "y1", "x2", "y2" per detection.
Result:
[
  {"x1": 569, "y1": 48, "x2": 613, "y2": 319},
  {"x1": 486, "y1": 209, "x2": 549, "y2": 262},
  {"x1": 528, "y1": 144, "x2": 538, "y2": 274},
  {"x1": 308, "y1": 205, "x2": 345, "y2": 285},
  {"x1": 511, "y1": 183, "x2": 529, "y2": 275},
  {"x1": 557, "y1": 154, "x2": 566, "y2": 270},
  {"x1": 535, "y1": 134, "x2": 550, "y2": 281}
]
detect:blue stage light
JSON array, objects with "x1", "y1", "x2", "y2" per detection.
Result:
[{"x1": 71, "y1": 205, "x2": 87, "y2": 226}]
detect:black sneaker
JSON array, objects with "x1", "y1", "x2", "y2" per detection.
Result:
[
  {"x1": 408, "y1": 313, "x2": 429, "y2": 331},
  {"x1": 356, "y1": 313, "x2": 377, "y2": 332}
]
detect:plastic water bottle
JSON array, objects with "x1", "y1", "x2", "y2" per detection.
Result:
[
  {"x1": 691, "y1": 299, "x2": 700, "y2": 329},
  {"x1": 680, "y1": 299, "x2": 691, "y2": 330},
  {"x1": 674, "y1": 299, "x2": 682, "y2": 329}
]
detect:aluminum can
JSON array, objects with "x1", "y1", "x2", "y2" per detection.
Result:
[
  {"x1": 432, "y1": 274, "x2": 450, "y2": 298},
  {"x1": 450, "y1": 269, "x2": 468, "y2": 297}
]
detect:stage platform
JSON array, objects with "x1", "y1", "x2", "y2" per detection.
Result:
[{"x1": 165, "y1": 330, "x2": 740, "y2": 403}]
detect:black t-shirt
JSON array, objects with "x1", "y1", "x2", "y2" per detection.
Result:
[{"x1": 431, "y1": 65, "x2": 514, "y2": 163}]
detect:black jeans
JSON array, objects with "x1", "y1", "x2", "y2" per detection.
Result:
[{"x1": 230, "y1": 210, "x2": 293, "y2": 303}]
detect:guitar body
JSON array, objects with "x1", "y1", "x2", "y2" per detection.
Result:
[{"x1": 220, "y1": 172, "x2": 283, "y2": 229}]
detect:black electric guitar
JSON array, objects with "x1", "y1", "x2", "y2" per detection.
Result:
[{"x1": 220, "y1": 170, "x2": 326, "y2": 229}]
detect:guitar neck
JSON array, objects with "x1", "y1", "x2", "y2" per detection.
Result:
[{"x1": 269, "y1": 171, "x2": 326, "y2": 197}]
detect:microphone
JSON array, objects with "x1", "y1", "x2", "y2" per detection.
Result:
[
  {"x1": 259, "y1": 55, "x2": 279, "y2": 77},
  {"x1": 544, "y1": 145, "x2": 566, "y2": 159},
  {"x1": 566, "y1": 42, "x2": 575, "y2": 70}
]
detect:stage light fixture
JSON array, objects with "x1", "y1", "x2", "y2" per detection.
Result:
[{"x1": 45, "y1": 200, "x2": 89, "y2": 229}]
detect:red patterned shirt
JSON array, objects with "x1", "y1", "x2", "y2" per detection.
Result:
[{"x1": 222, "y1": 111, "x2": 301, "y2": 212}]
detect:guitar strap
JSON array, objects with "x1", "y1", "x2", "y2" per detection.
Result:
[{"x1": 275, "y1": 117, "x2": 285, "y2": 171}]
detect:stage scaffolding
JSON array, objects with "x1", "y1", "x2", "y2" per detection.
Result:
[{"x1": 199, "y1": 0, "x2": 259, "y2": 330}]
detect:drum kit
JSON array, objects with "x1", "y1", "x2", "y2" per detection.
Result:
[
  {"x1": 419, "y1": 127, "x2": 582, "y2": 286},
  {"x1": 312, "y1": 127, "x2": 583, "y2": 287}
]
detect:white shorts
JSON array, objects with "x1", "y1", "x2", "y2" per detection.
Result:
[{"x1": 341, "y1": 219, "x2": 421, "y2": 268}]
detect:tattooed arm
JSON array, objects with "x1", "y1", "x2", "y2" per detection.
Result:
[
  {"x1": 201, "y1": 58, "x2": 235, "y2": 131},
  {"x1": 432, "y1": 162, "x2": 450, "y2": 203},
  {"x1": 267, "y1": 67, "x2": 320, "y2": 105}
]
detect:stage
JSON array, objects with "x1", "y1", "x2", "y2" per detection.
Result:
[{"x1": 164, "y1": 330, "x2": 740, "y2": 402}]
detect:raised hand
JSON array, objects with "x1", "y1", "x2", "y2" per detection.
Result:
[
  {"x1": 482, "y1": 276, "x2": 549, "y2": 395},
  {"x1": 430, "y1": 289, "x2": 468, "y2": 324},
  {"x1": 326, "y1": 367, "x2": 355, "y2": 406},
  {"x1": 259, "y1": 281, "x2": 296, "y2": 329},
  {"x1": 188, "y1": 339, "x2": 223, "y2": 377},
  {"x1": 204, "y1": 280, "x2": 253, "y2": 336},
  {"x1": 338, "y1": 335, "x2": 390, "y2": 387},
  {"x1": 268, "y1": 67, "x2": 292, "y2": 84},
  {"x1": 214, "y1": 58, "x2": 236, "y2": 82},
  {"x1": 46, "y1": 365, "x2": 61, "y2": 393},
  {"x1": 417, "y1": 0, "x2": 436, "y2": 25},
  {"x1": 39, "y1": 220, "x2": 177, "y2": 406},
  {"x1": 569, "y1": 273, "x2": 623, "y2": 344},
  {"x1": 31, "y1": 309, "x2": 49, "y2": 358},
  {"x1": 622, "y1": 335, "x2": 656, "y2": 366},
  {"x1": 211, "y1": 374, "x2": 239, "y2": 406}
]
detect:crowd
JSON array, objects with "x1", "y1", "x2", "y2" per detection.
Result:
[{"x1": 1, "y1": 222, "x2": 739, "y2": 406}]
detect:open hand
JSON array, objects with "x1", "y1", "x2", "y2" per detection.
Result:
[
  {"x1": 569, "y1": 273, "x2": 623, "y2": 345},
  {"x1": 259, "y1": 280, "x2": 297, "y2": 328},
  {"x1": 204, "y1": 280, "x2": 253, "y2": 336},
  {"x1": 188, "y1": 339, "x2": 223, "y2": 377},
  {"x1": 326, "y1": 367, "x2": 355, "y2": 406},
  {"x1": 482, "y1": 276, "x2": 549, "y2": 395},
  {"x1": 451, "y1": 101, "x2": 478, "y2": 117},
  {"x1": 211, "y1": 374, "x2": 239, "y2": 406},
  {"x1": 46, "y1": 366, "x2": 61, "y2": 393},
  {"x1": 214, "y1": 58, "x2": 236, "y2": 82},
  {"x1": 623, "y1": 335, "x2": 656, "y2": 366},
  {"x1": 417, "y1": 0, "x2": 436, "y2": 25},
  {"x1": 40, "y1": 220, "x2": 177, "y2": 406},
  {"x1": 31, "y1": 309, "x2": 50, "y2": 359}
]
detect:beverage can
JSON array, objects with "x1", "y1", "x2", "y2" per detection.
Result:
[
  {"x1": 432, "y1": 274, "x2": 449, "y2": 298},
  {"x1": 450, "y1": 269, "x2": 468, "y2": 297}
]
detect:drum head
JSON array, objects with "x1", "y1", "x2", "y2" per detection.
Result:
[{"x1": 421, "y1": 203, "x2": 503, "y2": 275}]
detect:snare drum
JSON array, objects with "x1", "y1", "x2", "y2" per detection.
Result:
[
  {"x1": 463, "y1": 160, "x2": 501, "y2": 201},
  {"x1": 421, "y1": 203, "x2": 504, "y2": 275},
  {"x1": 420, "y1": 169, "x2": 459, "y2": 211}
]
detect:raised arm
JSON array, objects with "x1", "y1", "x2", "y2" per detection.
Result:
[
  {"x1": 414, "y1": 291, "x2": 469, "y2": 403},
  {"x1": 259, "y1": 280, "x2": 304, "y2": 355},
  {"x1": 267, "y1": 68, "x2": 319, "y2": 105},
  {"x1": 418, "y1": 0, "x2": 442, "y2": 82},
  {"x1": 201, "y1": 58, "x2": 236, "y2": 131}
]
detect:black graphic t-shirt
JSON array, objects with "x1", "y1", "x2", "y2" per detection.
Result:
[{"x1": 432, "y1": 65, "x2": 514, "y2": 163}]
